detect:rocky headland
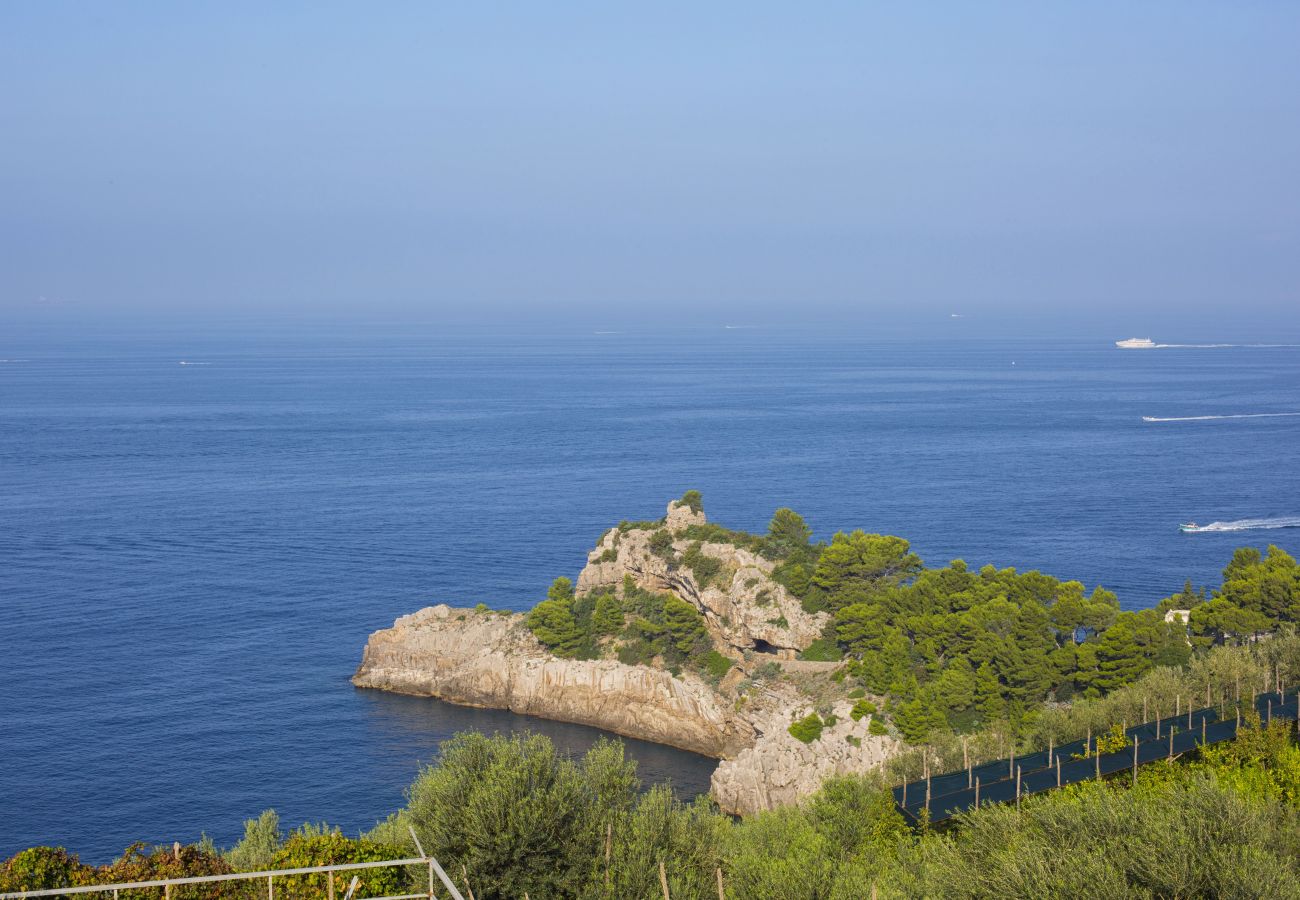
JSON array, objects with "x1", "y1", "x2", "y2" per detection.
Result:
[{"x1": 353, "y1": 497, "x2": 901, "y2": 814}]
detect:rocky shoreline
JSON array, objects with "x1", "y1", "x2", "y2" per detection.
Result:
[{"x1": 352, "y1": 499, "x2": 901, "y2": 814}]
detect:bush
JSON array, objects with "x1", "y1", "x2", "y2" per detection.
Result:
[
  {"x1": 102, "y1": 843, "x2": 234, "y2": 900},
  {"x1": 0, "y1": 847, "x2": 95, "y2": 893},
  {"x1": 649, "y1": 529, "x2": 676, "y2": 560},
  {"x1": 227, "y1": 809, "x2": 282, "y2": 871},
  {"x1": 682, "y1": 542, "x2": 723, "y2": 587},
  {"x1": 789, "y1": 714, "x2": 825, "y2": 744},
  {"x1": 401, "y1": 733, "x2": 639, "y2": 899},
  {"x1": 269, "y1": 832, "x2": 407, "y2": 900},
  {"x1": 850, "y1": 699, "x2": 877, "y2": 721},
  {"x1": 677, "y1": 490, "x2": 703, "y2": 513},
  {"x1": 798, "y1": 638, "x2": 842, "y2": 661},
  {"x1": 868, "y1": 718, "x2": 889, "y2": 736},
  {"x1": 697, "y1": 649, "x2": 734, "y2": 681}
]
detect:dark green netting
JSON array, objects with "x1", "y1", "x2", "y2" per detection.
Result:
[{"x1": 893, "y1": 689, "x2": 1297, "y2": 824}]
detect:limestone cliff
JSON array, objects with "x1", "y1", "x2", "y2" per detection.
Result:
[
  {"x1": 576, "y1": 499, "x2": 828, "y2": 657},
  {"x1": 352, "y1": 603, "x2": 753, "y2": 757}
]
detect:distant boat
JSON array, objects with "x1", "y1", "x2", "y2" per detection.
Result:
[
  {"x1": 1116, "y1": 337, "x2": 1157, "y2": 349},
  {"x1": 1180, "y1": 522, "x2": 1207, "y2": 533}
]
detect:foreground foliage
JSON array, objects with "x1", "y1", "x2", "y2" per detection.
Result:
[{"x1": 7, "y1": 719, "x2": 1300, "y2": 899}]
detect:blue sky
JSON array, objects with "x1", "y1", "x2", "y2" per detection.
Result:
[{"x1": 3, "y1": 2, "x2": 1298, "y2": 335}]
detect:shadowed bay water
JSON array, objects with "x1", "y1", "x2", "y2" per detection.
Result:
[{"x1": 2, "y1": 328, "x2": 1298, "y2": 861}]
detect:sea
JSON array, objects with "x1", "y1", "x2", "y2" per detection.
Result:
[{"x1": 3, "y1": 326, "x2": 1299, "y2": 862}]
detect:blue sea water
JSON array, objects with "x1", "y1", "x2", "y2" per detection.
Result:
[{"x1": 2, "y1": 327, "x2": 1299, "y2": 862}]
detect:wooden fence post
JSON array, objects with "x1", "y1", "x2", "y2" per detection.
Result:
[
  {"x1": 1132, "y1": 735, "x2": 1138, "y2": 785},
  {"x1": 1056, "y1": 756, "x2": 1061, "y2": 787},
  {"x1": 659, "y1": 860, "x2": 671, "y2": 900},
  {"x1": 1015, "y1": 766, "x2": 1021, "y2": 812},
  {"x1": 975, "y1": 777, "x2": 981, "y2": 810},
  {"x1": 716, "y1": 867, "x2": 725, "y2": 900}
]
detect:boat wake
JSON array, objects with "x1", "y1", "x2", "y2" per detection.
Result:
[
  {"x1": 1184, "y1": 517, "x2": 1300, "y2": 533},
  {"x1": 1143, "y1": 413, "x2": 1300, "y2": 422},
  {"x1": 1154, "y1": 343, "x2": 1300, "y2": 349}
]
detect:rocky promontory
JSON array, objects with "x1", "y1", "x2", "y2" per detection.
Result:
[{"x1": 353, "y1": 497, "x2": 902, "y2": 814}]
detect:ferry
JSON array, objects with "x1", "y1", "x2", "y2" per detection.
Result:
[{"x1": 1116, "y1": 337, "x2": 1157, "y2": 349}]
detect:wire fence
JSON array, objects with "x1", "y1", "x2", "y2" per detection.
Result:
[{"x1": 893, "y1": 686, "x2": 1299, "y2": 825}]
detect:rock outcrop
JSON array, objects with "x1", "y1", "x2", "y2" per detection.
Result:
[
  {"x1": 709, "y1": 691, "x2": 899, "y2": 815},
  {"x1": 353, "y1": 604, "x2": 753, "y2": 757},
  {"x1": 353, "y1": 498, "x2": 904, "y2": 816},
  {"x1": 576, "y1": 500, "x2": 828, "y2": 657}
]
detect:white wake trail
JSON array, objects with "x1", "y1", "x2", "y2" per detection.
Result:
[
  {"x1": 1154, "y1": 343, "x2": 1300, "y2": 349},
  {"x1": 1143, "y1": 412, "x2": 1300, "y2": 422},
  {"x1": 1186, "y1": 517, "x2": 1300, "y2": 533}
]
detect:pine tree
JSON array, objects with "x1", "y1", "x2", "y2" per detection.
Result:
[{"x1": 592, "y1": 593, "x2": 624, "y2": 636}]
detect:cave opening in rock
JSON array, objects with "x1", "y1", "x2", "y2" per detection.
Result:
[{"x1": 752, "y1": 639, "x2": 781, "y2": 656}]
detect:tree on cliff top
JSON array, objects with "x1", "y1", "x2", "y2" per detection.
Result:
[
  {"x1": 677, "y1": 490, "x2": 703, "y2": 513},
  {"x1": 768, "y1": 507, "x2": 812, "y2": 554},
  {"x1": 527, "y1": 599, "x2": 585, "y2": 658}
]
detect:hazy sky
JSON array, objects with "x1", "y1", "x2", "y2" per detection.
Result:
[{"x1": 3, "y1": 2, "x2": 1298, "y2": 334}]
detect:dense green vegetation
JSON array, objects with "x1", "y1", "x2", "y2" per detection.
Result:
[
  {"x1": 527, "y1": 492, "x2": 1300, "y2": 747},
  {"x1": 13, "y1": 711, "x2": 1300, "y2": 899}
]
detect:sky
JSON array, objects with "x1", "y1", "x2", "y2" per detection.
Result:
[{"x1": 2, "y1": 2, "x2": 1299, "y2": 336}]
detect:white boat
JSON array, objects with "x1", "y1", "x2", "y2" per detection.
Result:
[
  {"x1": 1116, "y1": 337, "x2": 1156, "y2": 349},
  {"x1": 1180, "y1": 522, "x2": 1208, "y2": 533}
]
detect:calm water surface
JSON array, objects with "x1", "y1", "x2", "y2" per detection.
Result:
[{"x1": 2, "y1": 328, "x2": 1298, "y2": 860}]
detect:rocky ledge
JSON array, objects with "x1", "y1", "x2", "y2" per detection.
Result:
[{"x1": 352, "y1": 603, "x2": 753, "y2": 757}]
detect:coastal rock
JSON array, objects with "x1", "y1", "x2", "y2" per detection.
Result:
[
  {"x1": 576, "y1": 501, "x2": 827, "y2": 656},
  {"x1": 352, "y1": 604, "x2": 753, "y2": 757},
  {"x1": 710, "y1": 695, "x2": 901, "y2": 816}
]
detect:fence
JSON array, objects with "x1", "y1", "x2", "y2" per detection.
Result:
[
  {"x1": 0, "y1": 830, "x2": 468, "y2": 900},
  {"x1": 893, "y1": 685, "x2": 1299, "y2": 825}
]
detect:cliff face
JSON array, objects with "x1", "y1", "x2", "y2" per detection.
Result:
[
  {"x1": 352, "y1": 604, "x2": 754, "y2": 757},
  {"x1": 709, "y1": 690, "x2": 899, "y2": 815},
  {"x1": 352, "y1": 498, "x2": 903, "y2": 815},
  {"x1": 576, "y1": 500, "x2": 828, "y2": 657}
]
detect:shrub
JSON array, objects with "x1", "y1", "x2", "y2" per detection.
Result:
[
  {"x1": 402, "y1": 733, "x2": 639, "y2": 899},
  {"x1": 682, "y1": 542, "x2": 723, "y2": 587},
  {"x1": 789, "y1": 714, "x2": 825, "y2": 744},
  {"x1": 269, "y1": 832, "x2": 407, "y2": 900},
  {"x1": 798, "y1": 638, "x2": 842, "y2": 662},
  {"x1": 0, "y1": 847, "x2": 95, "y2": 893},
  {"x1": 103, "y1": 843, "x2": 234, "y2": 900},
  {"x1": 227, "y1": 809, "x2": 282, "y2": 871},
  {"x1": 617, "y1": 639, "x2": 656, "y2": 666},
  {"x1": 850, "y1": 699, "x2": 877, "y2": 721},
  {"x1": 649, "y1": 529, "x2": 676, "y2": 560},
  {"x1": 868, "y1": 718, "x2": 889, "y2": 736},
  {"x1": 677, "y1": 490, "x2": 703, "y2": 513},
  {"x1": 848, "y1": 687, "x2": 866, "y2": 699},
  {"x1": 697, "y1": 649, "x2": 734, "y2": 682}
]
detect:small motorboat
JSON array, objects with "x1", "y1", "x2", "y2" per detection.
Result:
[{"x1": 1180, "y1": 522, "x2": 1203, "y2": 533}]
